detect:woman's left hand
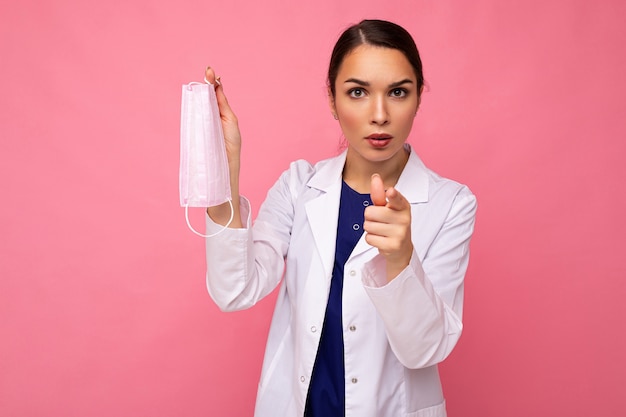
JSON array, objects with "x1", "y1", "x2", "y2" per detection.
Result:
[{"x1": 364, "y1": 173, "x2": 414, "y2": 281}]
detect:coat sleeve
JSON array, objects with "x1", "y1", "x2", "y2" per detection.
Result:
[
  {"x1": 205, "y1": 161, "x2": 311, "y2": 312},
  {"x1": 361, "y1": 186, "x2": 477, "y2": 369}
]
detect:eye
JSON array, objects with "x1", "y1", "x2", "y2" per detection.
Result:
[
  {"x1": 390, "y1": 88, "x2": 408, "y2": 98},
  {"x1": 348, "y1": 88, "x2": 365, "y2": 98}
]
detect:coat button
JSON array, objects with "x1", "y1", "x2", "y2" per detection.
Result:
[
  {"x1": 310, "y1": 326, "x2": 317, "y2": 332},
  {"x1": 349, "y1": 325, "x2": 356, "y2": 332},
  {"x1": 349, "y1": 270, "x2": 356, "y2": 276},
  {"x1": 351, "y1": 378, "x2": 358, "y2": 384},
  {"x1": 300, "y1": 376, "x2": 306, "y2": 382},
  {"x1": 352, "y1": 223, "x2": 360, "y2": 230}
]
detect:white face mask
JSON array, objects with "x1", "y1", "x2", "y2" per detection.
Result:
[{"x1": 179, "y1": 81, "x2": 233, "y2": 237}]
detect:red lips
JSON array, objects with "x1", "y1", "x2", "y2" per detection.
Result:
[
  {"x1": 366, "y1": 133, "x2": 392, "y2": 140},
  {"x1": 366, "y1": 133, "x2": 393, "y2": 148}
]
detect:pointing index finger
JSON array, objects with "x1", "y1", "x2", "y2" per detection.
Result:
[{"x1": 384, "y1": 187, "x2": 409, "y2": 211}]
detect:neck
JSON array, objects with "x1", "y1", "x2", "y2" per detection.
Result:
[{"x1": 342, "y1": 146, "x2": 410, "y2": 194}]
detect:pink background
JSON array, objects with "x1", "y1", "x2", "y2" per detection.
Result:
[{"x1": 2, "y1": 1, "x2": 625, "y2": 415}]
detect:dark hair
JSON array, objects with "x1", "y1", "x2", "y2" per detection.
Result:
[{"x1": 327, "y1": 19, "x2": 424, "y2": 98}]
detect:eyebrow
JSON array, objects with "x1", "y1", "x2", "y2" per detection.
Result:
[{"x1": 343, "y1": 78, "x2": 414, "y2": 88}]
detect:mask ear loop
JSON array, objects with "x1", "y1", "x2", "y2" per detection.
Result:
[
  {"x1": 204, "y1": 76, "x2": 221, "y2": 86},
  {"x1": 185, "y1": 199, "x2": 234, "y2": 238}
]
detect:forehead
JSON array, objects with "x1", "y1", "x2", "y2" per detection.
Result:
[{"x1": 337, "y1": 45, "x2": 416, "y2": 83}]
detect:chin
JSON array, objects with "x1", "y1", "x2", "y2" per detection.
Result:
[{"x1": 364, "y1": 147, "x2": 405, "y2": 164}]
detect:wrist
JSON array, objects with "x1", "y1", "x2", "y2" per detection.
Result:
[{"x1": 385, "y1": 245, "x2": 413, "y2": 282}]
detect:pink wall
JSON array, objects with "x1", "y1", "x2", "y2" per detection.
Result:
[{"x1": 1, "y1": 1, "x2": 625, "y2": 415}]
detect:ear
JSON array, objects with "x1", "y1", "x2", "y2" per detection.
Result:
[
  {"x1": 327, "y1": 87, "x2": 338, "y2": 119},
  {"x1": 416, "y1": 85, "x2": 425, "y2": 114}
]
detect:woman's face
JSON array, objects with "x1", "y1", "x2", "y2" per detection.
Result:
[{"x1": 331, "y1": 45, "x2": 420, "y2": 167}]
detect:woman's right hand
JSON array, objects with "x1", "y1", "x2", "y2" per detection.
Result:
[{"x1": 205, "y1": 66, "x2": 243, "y2": 228}]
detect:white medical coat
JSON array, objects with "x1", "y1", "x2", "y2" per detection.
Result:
[{"x1": 205, "y1": 146, "x2": 477, "y2": 417}]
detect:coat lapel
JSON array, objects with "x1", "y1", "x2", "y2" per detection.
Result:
[
  {"x1": 395, "y1": 145, "x2": 430, "y2": 204},
  {"x1": 305, "y1": 186, "x2": 340, "y2": 280},
  {"x1": 304, "y1": 151, "x2": 346, "y2": 280}
]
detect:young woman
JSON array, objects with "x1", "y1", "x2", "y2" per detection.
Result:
[{"x1": 204, "y1": 19, "x2": 477, "y2": 417}]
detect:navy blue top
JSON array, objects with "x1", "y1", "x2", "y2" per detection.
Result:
[{"x1": 304, "y1": 181, "x2": 373, "y2": 417}]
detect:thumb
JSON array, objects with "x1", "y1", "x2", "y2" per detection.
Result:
[{"x1": 370, "y1": 174, "x2": 387, "y2": 206}]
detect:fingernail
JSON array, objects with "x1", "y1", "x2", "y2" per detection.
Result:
[
  {"x1": 216, "y1": 76, "x2": 222, "y2": 86},
  {"x1": 206, "y1": 66, "x2": 211, "y2": 73}
]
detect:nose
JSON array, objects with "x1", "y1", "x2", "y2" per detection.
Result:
[{"x1": 370, "y1": 95, "x2": 389, "y2": 126}]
